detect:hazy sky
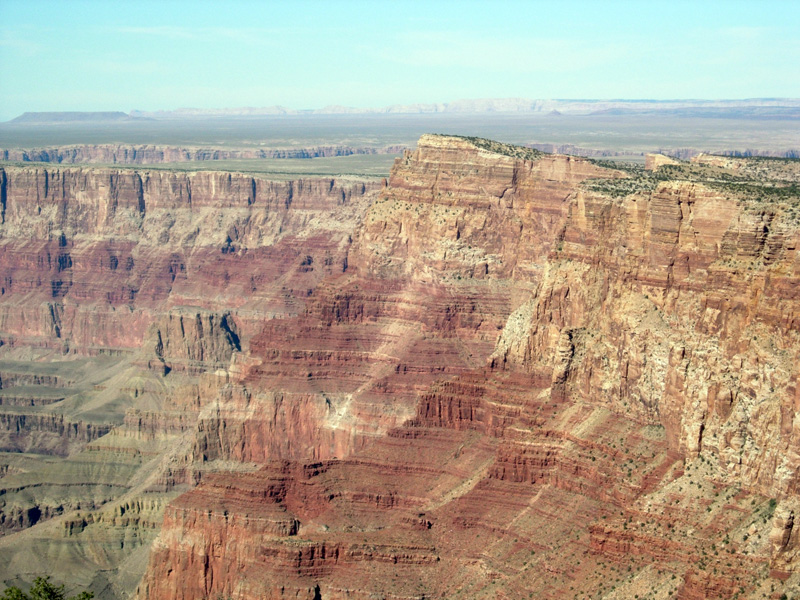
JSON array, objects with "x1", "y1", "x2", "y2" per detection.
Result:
[{"x1": 1, "y1": 0, "x2": 798, "y2": 121}]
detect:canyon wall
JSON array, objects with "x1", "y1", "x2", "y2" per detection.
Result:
[
  {"x1": 2, "y1": 135, "x2": 800, "y2": 599},
  {"x1": 0, "y1": 166, "x2": 378, "y2": 350},
  {"x1": 494, "y1": 178, "x2": 800, "y2": 496},
  {"x1": 0, "y1": 144, "x2": 405, "y2": 165},
  {"x1": 0, "y1": 165, "x2": 380, "y2": 597},
  {"x1": 3, "y1": 143, "x2": 795, "y2": 168},
  {"x1": 138, "y1": 138, "x2": 800, "y2": 599}
]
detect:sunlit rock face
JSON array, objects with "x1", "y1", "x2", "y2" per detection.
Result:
[
  {"x1": 136, "y1": 139, "x2": 800, "y2": 599},
  {"x1": 0, "y1": 166, "x2": 378, "y2": 350},
  {"x1": 4, "y1": 135, "x2": 800, "y2": 599},
  {"x1": 0, "y1": 164, "x2": 378, "y2": 597},
  {"x1": 0, "y1": 143, "x2": 407, "y2": 164}
]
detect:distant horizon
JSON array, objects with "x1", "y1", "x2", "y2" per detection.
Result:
[
  {"x1": 4, "y1": 96, "x2": 800, "y2": 124},
  {"x1": 1, "y1": 0, "x2": 798, "y2": 122}
]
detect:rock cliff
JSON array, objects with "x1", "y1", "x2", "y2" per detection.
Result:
[
  {"x1": 0, "y1": 165, "x2": 379, "y2": 596},
  {"x1": 136, "y1": 138, "x2": 800, "y2": 599},
  {"x1": 0, "y1": 166, "x2": 377, "y2": 349},
  {"x1": 0, "y1": 144, "x2": 405, "y2": 165},
  {"x1": 3, "y1": 135, "x2": 800, "y2": 599}
]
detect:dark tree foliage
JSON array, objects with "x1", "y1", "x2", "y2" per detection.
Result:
[{"x1": 0, "y1": 577, "x2": 93, "y2": 600}]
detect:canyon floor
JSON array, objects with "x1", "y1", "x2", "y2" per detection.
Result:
[{"x1": 1, "y1": 134, "x2": 799, "y2": 599}]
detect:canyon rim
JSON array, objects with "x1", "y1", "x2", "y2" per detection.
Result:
[{"x1": 0, "y1": 129, "x2": 799, "y2": 599}]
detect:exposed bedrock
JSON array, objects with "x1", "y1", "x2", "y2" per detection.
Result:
[
  {"x1": 0, "y1": 166, "x2": 380, "y2": 597},
  {"x1": 3, "y1": 134, "x2": 800, "y2": 598},
  {"x1": 0, "y1": 166, "x2": 378, "y2": 351},
  {"x1": 183, "y1": 135, "x2": 619, "y2": 468},
  {"x1": 144, "y1": 308, "x2": 241, "y2": 374},
  {"x1": 0, "y1": 412, "x2": 111, "y2": 455},
  {"x1": 138, "y1": 135, "x2": 800, "y2": 599},
  {"x1": 0, "y1": 144, "x2": 406, "y2": 164},
  {"x1": 494, "y1": 178, "x2": 800, "y2": 497}
]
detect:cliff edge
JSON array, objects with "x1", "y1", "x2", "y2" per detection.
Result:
[
  {"x1": 2, "y1": 135, "x2": 800, "y2": 599},
  {"x1": 138, "y1": 138, "x2": 800, "y2": 599}
]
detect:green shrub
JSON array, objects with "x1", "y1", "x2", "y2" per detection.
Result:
[{"x1": 0, "y1": 577, "x2": 93, "y2": 600}]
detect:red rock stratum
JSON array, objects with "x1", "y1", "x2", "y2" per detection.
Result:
[{"x1": 2, "y1": 135, "x2": 800, "y2": 599}]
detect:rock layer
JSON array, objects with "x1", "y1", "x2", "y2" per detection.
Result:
[
  {"x1": 138, "y1": 137, "x2": 800, "y2": 599},
  {"x1": 0, "y1": 166, "x2": 378, "y2": 350},
  {"x1": 0, "y1": 165, "x2": 379, "y2": 597},
  {"x1": 0, "y1": 144, "x2": 405, "y2": 165},
  {"x1": 3, "y1": 135, "x2": 800, "y2": 599}
]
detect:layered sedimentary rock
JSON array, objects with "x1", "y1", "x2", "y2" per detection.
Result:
[
  {"x1": 0, "y1": 166, "x2": 377, "y2": 349},
  {"x1": 177, "y1": 135, "x2": 618, "y2": 470},
  {"x1": 3, "y1": 134, "x2": 800, "y2": 599},
  {"x1": 0, "y1": 412, "x2": 111, "y2": 455},
  {"x1": 495, "y1": 180, "x2": 800, "y2": 495},
  {"x1": 138, "y1": 136, "x2": 800, "y2": 599},
  {"x1": 0, "y1": 144, "x2": 405, "y2": 165},
  {"x1": 0, "y1": 165, "x2": 379, "y2": 596}
]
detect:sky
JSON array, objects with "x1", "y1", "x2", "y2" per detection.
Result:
[{"x1": 0, "y1": 0, "x2": 798, "y2": 121}]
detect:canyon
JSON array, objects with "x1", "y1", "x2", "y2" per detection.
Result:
[
  {"x1": 1, "y1": 134, "x2": 799, "y2": 599},
  {"x1": 0, "y1": 144, "x2": 407, "y2": 165}
]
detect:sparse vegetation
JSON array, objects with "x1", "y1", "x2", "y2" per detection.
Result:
[
  {"x1": 583, "y1": 155, "x2": 800, "y2": 214},
  {"x1": 0, "y1": 153, "x2": 398, "y2": 180},
  {"x1": 0, "y1": 577, "x2": 93, "y2": 600},
  {"x1": 586, "y1": 174, "x2": 660, "y2": 198},
  {"x1": 434, "y1": 134, "x2": 545, "y2": 161},
  {"x1": 587, "y1": 158, "x2": 644, "y2": 173}
]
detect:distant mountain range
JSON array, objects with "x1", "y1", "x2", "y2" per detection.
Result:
[
  {"x1": 130, "y1": 98, "x2": 800, "y2": 118},
  {"x1": 8, "y1": 111, "x2": 153, "y2": 124},
  {"x1": 7, "y1": 98, "x2": 800, "y2": 123}
]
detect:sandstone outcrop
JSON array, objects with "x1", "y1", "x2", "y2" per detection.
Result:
[
  {"x1": 0, "y1": 166, "x2": 378, "y2": 350},
  {"x1": 3, "y1": 136, "x2": 800, "y2": 599},
  {"x1": 0, "y1": 144, "x2": 406, "y2": 165},
  {"x1": 134, "y1": 139, "x2": 800, "y2": 598},
  {"x1": 0, "y1": 165, "x2": 380, "y2": 596},
  {"x1": 644, "y1": 153, "x2": 680, "y2": 171}
]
